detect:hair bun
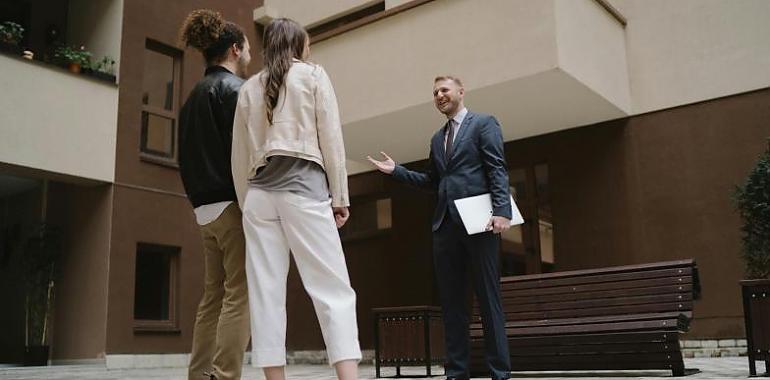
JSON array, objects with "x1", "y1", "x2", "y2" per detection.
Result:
[{"x1": 180, "y1": 9, "x2": 225, "y2": 51}]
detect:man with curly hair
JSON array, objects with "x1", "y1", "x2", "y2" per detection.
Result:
[{"x1": 178, "y1": 9, "x2": 252, "y2": 380}]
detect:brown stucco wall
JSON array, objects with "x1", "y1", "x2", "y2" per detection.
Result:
[
  {"x1": 107, "y1": 0, "x2": 262, "y2": 354},
  {"x1": 502, "y1": 88, "x2": 770, "y2": 338}
]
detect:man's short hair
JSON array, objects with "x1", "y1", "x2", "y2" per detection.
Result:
[{"x1": 434, "y1": 75, "x2": 464, "y2": 88}]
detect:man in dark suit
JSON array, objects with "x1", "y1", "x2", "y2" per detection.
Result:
[{"x1": 368, "y1": 76, "x2": 512, "y2": 380}]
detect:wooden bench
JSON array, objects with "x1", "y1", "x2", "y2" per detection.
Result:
[{"x1": 469, "y1": 259, "x2": 701, "y2": 377}]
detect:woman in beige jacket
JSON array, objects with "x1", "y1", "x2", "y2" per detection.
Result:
[{"x1": 231, "y1": 18, "x2": 360, "y2": 380}]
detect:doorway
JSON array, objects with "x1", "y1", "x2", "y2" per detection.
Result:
[{"x1": 499, "y1": 164, "x2": 554, "y2": 276}]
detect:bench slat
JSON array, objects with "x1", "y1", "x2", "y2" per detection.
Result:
[
  {"x1": 470, "y1": 312, "x2": 687, "y2": 330},
  {"x1": 506, "y1": 351, "x2": 682, "y2": 364},
  {"x1": 503, "y1": 319, "x2": 684, "y2": 337},
  {"x1": 486, "y1": 331, "x2": 681, "y2": 347},
  {"x1": 487, "y1": 302, "x2": 694, "y2": 322},
  {"x1": 504, "y1": 342, "x2": 677, "y2": 356},
  {"x1": 471, "y1": 344, "x2": 681, "y2": 358},
  {"x1": 472, "y1": 361, "x2": 683, "y2": 373},
  {"x1": 502, "y1": 259, "x2": 694, "y2": 283},
  {"x1": 485, "y1": 294, "x2": 694, "y2": 315},
  {"x1": 497, "y1": 284, "x2": 694, "y2": 306},
  {"x1": 472, "y1": 318, "x2": 685, "y2": 338},
  {"x1": 499, "y1": 276, "x2": 693, "y2": 298}
]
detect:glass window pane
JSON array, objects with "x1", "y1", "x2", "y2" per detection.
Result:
[
  {"x1": 501, "y1": 183, "x2": 527, "y2": 275},
  {"x1": 376, "y1": 198, "x2": 392, "y2": 229},
  {"x1": 340, "y1": 197, "x2": 392, "y2": 240},
  {"x1": 509, "y1": 168, "x2": 527, "y2": 201},
  {"x1": 539, "y1": 220, "x2": 554, "y2": 264},
  {"x1": 142, "y1": 49, "x2": 175, "y2": 110},
  {"x1": 142, "y1": 112, "x2": 175, "y2": 157},
  {"x1": 134, "y1": 246, "x2": 172, "y2": 320},
  {"x1": 535, "y1": 164, "x2": 555, "y2": 272}
]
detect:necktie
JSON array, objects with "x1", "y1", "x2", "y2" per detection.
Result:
[{"x1": 445, "y1": 119, "x2": 455, "y2": 161}]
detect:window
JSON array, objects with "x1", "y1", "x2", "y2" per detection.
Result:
[
  {"x1": 339, "y1": 197, "x2": 392, "y2": 241},
  {"x1": 133, "y1": 242, "x2": 179, "y2": 332},
  {"x1": 307, "y1": 1, "x2": 385, "y2": 40},
  {"x1": 535, "y1": 164, "x2": 554, "y2": 272},
  {"x1": 500, "y1": 164, "x2": 554, "y2": 276},
  {"x1": 305, "y1": 0, "x2": 433, "y2": 43},
  {"x1": 140, "y1": 39, "x2": 182, "y2": 165}
]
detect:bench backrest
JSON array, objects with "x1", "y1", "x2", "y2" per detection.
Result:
[{"x1": 473, "y1": 259, "x2": 700, "y2": 322}]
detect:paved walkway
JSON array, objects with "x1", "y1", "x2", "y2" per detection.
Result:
[{"x1": 0, "y1": 358, "x2": 763, "y2": 379}]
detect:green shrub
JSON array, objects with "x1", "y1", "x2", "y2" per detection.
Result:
[{"x1": 734, "y1": 140, "x2": 770, "y2": 279}]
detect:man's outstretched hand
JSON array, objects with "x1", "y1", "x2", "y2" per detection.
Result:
[{"x1": 367, "y1": 152, "x2": 396, "y2": 174}]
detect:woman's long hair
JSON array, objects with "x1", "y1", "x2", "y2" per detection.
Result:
[
  {"x1": 262, "y1": 18, "x2": 308, "y2": 125},
  {"x1": 179, "y1": 9, "x2": 245, "y2": 65}
]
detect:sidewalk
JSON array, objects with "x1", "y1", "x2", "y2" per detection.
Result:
[{"x1": 0, "y1": 357, "x2": 762, "y2": 379}]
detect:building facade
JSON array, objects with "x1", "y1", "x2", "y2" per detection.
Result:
[{"x1": 0, "y1": 0, "x2": 768, "y2": 366}]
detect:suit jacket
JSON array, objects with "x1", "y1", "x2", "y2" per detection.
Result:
[{"x1": 393, "y1": 111, "x2": 512, "y2": 231}]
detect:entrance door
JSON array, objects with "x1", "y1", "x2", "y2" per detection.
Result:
[{"x1": 499, "y1": 164, "x2": 554, "y2": 276}]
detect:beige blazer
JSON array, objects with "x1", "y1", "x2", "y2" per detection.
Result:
[{"x1": 232, "y1": 60, "x2": 349, "y2": 208}]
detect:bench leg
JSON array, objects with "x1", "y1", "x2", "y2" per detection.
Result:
[
  {"x1": 749, "y1": 357, "x2": 757, "y2": 377},
  {"x1": 396, "y1": 366, "x2": 401, "y2": 377},
  {"x1": 375, "y1": 361, "x2": 381, "y2": 378}
]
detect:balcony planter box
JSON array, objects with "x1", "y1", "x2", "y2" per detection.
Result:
[
  {"x1": 91, "y1": 70, "x2": 116, "y2": 83},
  {"x1": 735, "y1": 140, "x2": 770, "y2": 377},
  {"x1": 23, "y1": 345, "x2": 49, "y2": 366},
  {"x1": 0, "y1": 41, "x2": 21, "y2": 55},
  {"x1": 741, "y1": 279, "x2": 770, "y2": 377}
]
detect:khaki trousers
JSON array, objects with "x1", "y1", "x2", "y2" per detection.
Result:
[{"x1": 188, "y1": 203, "x2": 250, "y2": 380}]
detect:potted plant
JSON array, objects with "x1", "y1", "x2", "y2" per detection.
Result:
[
  {"x1": 54, "y1": 45, "x2": 91, "y2": 74},
  {"x1": 735, "y1": 139, "x2": 770, "y2": 377},
  {"x1": 0, "y1": 21, "x2": 24, "y2": 54},
  {"x1": 88, "y1": 55, "x2": 117, "y2": 82},
  {"x1": 21, "y1": 222, "x2": 62, "y2": 366}
]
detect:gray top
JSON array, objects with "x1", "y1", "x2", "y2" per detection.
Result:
[{"x1": 249, "y1": 155, "x2": 330, "y2": 202}]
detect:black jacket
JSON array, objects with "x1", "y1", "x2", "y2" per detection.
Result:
[
  {"x1": 392, "y1": 111, "x2": 512, "y2": 232},
  {"x1": 178, "y1": 66, "x2": 244, "y2": 208}
]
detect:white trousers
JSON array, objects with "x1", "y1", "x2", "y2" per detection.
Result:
[{"x1": 242, "y1": 187, "x2": 361, "y2": 367}]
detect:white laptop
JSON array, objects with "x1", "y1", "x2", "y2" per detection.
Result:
[{"x1": 454, "y1": 194, "x2": 524, "y2": 235}]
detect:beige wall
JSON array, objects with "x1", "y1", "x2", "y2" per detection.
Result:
[
  {"x1": 297, "y1": 0, "x2": 770, "y2": 174},
  {"x1": 0, "y1": 55, "x2": 118, "y2": 183},
  {"x1": 67, "y1": 0, "x2": 124, "y2": 81},
  {"x1": 302, "y1": 0, "x2": 630, "y2": 173},
  {"x1": 311, "y1": 0, "x2": 559, "y2": 125},
  {"x1": 556, "y1": 0, "x2": 631, "y2": 113},
  {"x1": 301, "y1": 0, "x2": 770, "y2": 126},
  {"x1": 49, "y1": 183, "x2": 112, "y2": 361},
  {"x1": 608, "y1": 0, "x2": 770, "y2": 114}
]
